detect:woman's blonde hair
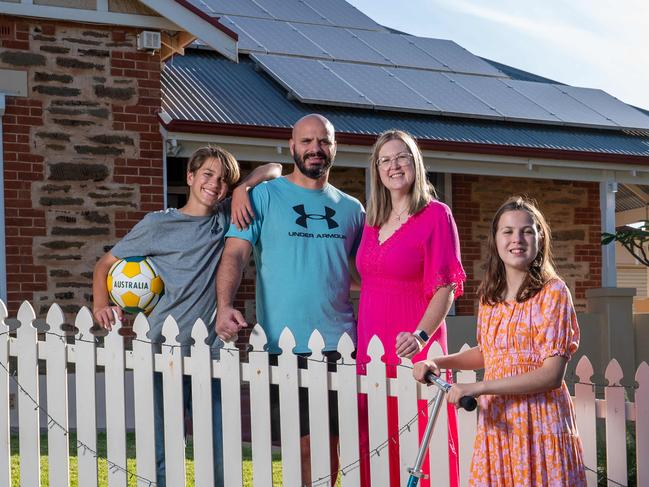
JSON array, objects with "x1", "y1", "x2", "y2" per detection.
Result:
[
  {"x1": 366, "y1": 130, "x2": 436, "y2": 227},
  {"x1": 478, "y1": 196, "x2": 558, "y2": 305}
]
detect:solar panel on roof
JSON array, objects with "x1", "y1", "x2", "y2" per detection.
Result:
[
  {"x1": 448, "y1": 74, "x2": 561, "y2": 123},
  {"x1": 248, "y1": 52, "x2": 649, "y2": 131},
  {"x1": 557, "y1": 86, "x2": 649, "y2": 130},
  {"x1": 227, "y1": 16, "x2": 327, "y2": 57},
  {"x1": 251, "y1": 53, "x2": 371, "y2": 107},
  {"x1": 253, "y1": 0, "x2": 331, "y2": 24},
  {"x1": 295, "y1": 24, "x2": 390, "y2": 64},
  {"x1": 388, "y1": 68, "x2": 498, "y2": 117},
  {"x1": 409, "y1": 37, "x2": 505, "y2": 77},
  {"x1": 194, "y1": 0, "x2": 272, "y2": 18},
  {"x1": 351, "y1": 30, "x2": 449, "y2": 71},
  {"x1": 301, "y1": 0, "x2": 384, "y2": 30},
  {"x1": 505, "y1": 80, "x2": 614, "y2": 128},
  {"x1": 218, "y1": 16, "x2": 263, "y2": 51},
  {"x1": 325, "y1": 62, "x2": 432, "y2": 111}
]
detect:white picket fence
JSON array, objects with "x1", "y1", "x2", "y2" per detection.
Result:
[{"x1": 0, "y1": 300, "x2": 647, "y2": 487}]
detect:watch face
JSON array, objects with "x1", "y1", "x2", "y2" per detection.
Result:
[{"x1": 416, "y1": 329, "x2": 429, "y2": 342}]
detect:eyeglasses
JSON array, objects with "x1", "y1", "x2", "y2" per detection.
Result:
[{"x1": 376, "y1": 152, "x2": 413, "y2": 170}]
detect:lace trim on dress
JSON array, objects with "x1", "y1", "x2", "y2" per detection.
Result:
[{"x1": 426, "y1": 264, "x2": 467, "y2": 299}]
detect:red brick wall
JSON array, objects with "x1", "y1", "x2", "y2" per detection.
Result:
[
  {"x1": 3, "y1": 94, "x2": 48, "y2": 308},
  {"x1": 452, "y1": 174, "x2": 601, "y2": 314},
  {"x1": 1, "y1": 15, "x2": 163, "y2": 315}
]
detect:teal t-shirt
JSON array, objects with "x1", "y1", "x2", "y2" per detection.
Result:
[{"x1": 225, "y1": 177, "x2": 365, "y2": 354}]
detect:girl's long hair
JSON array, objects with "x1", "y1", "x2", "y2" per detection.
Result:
[
  {"x1": 366, "y1": 130, "x2": 436, "y2": 227},
  {"x1": 478, "y1": 196, "x2": 558, "y2": 305}
]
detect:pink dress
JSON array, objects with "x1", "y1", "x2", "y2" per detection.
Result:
[
  {"x1": 471, "y1": 279, "x2": 586, "y2": 486},
  {"x1": 356, "y1": 201, "x2": 466, "y2": 486}
]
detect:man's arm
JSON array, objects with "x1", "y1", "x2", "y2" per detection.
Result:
[
  {"x1": 92, "y1": 251, "x2": 123, "y2": 330},
  {"x1": 231, "y1": 163, "x2": 282, "y2": 230},
  {"x1": 215, "y1": 237, "x2": 253, "y2": 342},
  {"x1": 349, "y1": 256, "x2": 361, "y2": 291}
]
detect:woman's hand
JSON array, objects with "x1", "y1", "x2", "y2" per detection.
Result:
[
  {"x1": 230, "y1": 185, "x2": 255, "y2": 230},
  {"x1": 446, "y1": 382, "x2": 482, "y2": 406},
  {"x1": 396, "y1": 331, "x2": 423, "y2": 359},
  {"x1": 412, "y1": 359, "x2": 441, "y2": 383}
]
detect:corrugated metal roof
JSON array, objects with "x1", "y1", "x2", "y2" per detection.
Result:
[
  {"x1": 162, "y1": 51, "x2": 649, "y2": 158},
  {"x1": 617, "y1": 185, "x2": 649, "y2": 212}
]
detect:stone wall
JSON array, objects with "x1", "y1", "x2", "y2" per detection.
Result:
[
  {"x1": 1, "y1": 15, "x2": 163, "y2": 315},
  {"x1": 452, "y1": 174, "x2": 601, "y2": 314}
]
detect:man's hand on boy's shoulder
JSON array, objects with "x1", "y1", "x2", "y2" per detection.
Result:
[
  {"x1": 93, "y1": 304, "x2": 124, "y2": 331},
  {"x1": 230, "y1": 184, "x2": 256, "y2": 231}
]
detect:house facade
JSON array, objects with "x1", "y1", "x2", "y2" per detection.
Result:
[{"x1": 2, "y1": 0, "x2": 649, "y2": 323}]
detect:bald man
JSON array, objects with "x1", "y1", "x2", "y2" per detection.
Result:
[{"x1": 216, "y1": 114, "x2": 365, "y2": 483}]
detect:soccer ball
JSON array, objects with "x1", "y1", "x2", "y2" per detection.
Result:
[{"x1": 107, "y1": 256, "x2": 164, "y2": 315}]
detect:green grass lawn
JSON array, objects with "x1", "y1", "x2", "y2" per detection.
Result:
[{"x1": 11, "y1": 433, "x2": 282, "y2": 486}]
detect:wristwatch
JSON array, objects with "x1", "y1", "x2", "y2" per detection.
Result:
[{"x1": 413, "y1": 328, "x2": 430, "y2": 344}]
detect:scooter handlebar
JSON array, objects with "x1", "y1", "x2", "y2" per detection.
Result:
[{"x1": 424, "y1": 371, "x2": 477, "y2": 411}]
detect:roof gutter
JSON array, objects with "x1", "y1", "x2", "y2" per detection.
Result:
[{"x1": 160, "y1": 117, "x2": 649, "y2": 166}]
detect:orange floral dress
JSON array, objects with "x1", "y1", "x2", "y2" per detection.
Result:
[{"x1": 470, "y1": 279, "x2": 586, "y2": 486}]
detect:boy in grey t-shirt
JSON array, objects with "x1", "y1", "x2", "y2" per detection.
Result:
[{"x1": 92, "y1": 146, "x2": 280, "y2": 487}]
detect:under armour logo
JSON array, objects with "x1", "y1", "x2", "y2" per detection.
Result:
[{"x1": 293, "y1": 205, "x2": 339, "y2": 229}]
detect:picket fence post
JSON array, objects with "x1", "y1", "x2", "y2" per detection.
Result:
[
  {"x1": 636, "y1": 362, "x2": 649, "y2": 486},
  {"x1": 248, "y1": 323, "x2": 273, "y2": 487},
  {"x1": 366, "y1": 336, "x2": 389, "y2": 486},
  {"x1": 45, "y1": 303, "x2": 70, "y2": 487},
  {"x1": 605, "y1": 359, "x2": 627, "y2": 486},
  {"x1": 456, "y1": 344, "x2": 477, "y2": 487},
  {"x1": 220, "y1": 337, "x2": 243, "y2": 486},
  {"x1": 74, "y1": 307, "x2": 98, "y2": 487},
  {"x1": 336, "y1": 332, "x2": 360, "y2": 487},
  {"x1": 0, "y1": 301, "x2": 10, "y2": 487},
  {"x1": 103, "y1": 313, "x2": 127, "y2": 487},
  {"x1": 16, "y1": 301, "x2": 40, "y2": 487},
  {"x1": 574, "y1": 356, "x2": 597, "y2": 486},
  {"x1": 160, "y1": 315, "x2": 186, "y2": 487},
  {"x1": 277, "y1": 327, "x2": 301, "y2": 486},
  {"x1": 308, "y1": 330, "x2": 332, "y2": 486},
  {"x1": 131, "y1": 313, "x2": 156, "y2": 484},
  {"x1": 189, "y1": 319, "x2": 215, "y2": 487},
  {"x1": 397, "y1": 354, "x2": 418, "y2": 487},
  {"x1": 426, "y1": 341, "x2": 450, "y2": 486}
]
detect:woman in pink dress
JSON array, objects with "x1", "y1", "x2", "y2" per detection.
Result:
[
  {"x1": 356, "y1": 130, "x2": 466, "y2": 486},
  {"x1": 413, "y1": 196, "x2": 586, "y2": 486}
]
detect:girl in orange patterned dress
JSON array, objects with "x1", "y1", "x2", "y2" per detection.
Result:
[{"x1": 413, "y1": 196, "x2": 586, "y2": 486}]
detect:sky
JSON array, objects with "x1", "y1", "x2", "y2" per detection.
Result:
[{"x1": 347, "y1": 0, "x2": 649, "y2": 110}]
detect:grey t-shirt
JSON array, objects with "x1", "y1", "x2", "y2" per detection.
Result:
[{"x1": 110, "y1": 201, "x2": 230, "y2": 352}]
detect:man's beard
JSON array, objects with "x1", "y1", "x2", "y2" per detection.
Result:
[{"x1": 293, "y1": 150, "x2": 333, "y2": 180}]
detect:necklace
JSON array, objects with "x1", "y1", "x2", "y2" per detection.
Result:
[{"x1": 392, "y1": 206, "x2": 409, "y2": 221}]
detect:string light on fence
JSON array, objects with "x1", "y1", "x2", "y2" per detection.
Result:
[
  {"x1": 0, "y1": 357, "x2": 157, "y2": 486},
  {"x1": 0, "y1": 325, "x2": 639, "y2": 487}
]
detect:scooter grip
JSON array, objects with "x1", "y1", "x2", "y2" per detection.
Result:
[
  {"x1": 423, "y1": 371, "x2": 477, "y2": 411},
  {"x1": 459, "y1": 395, "x2": 477, "y2": 411}
]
